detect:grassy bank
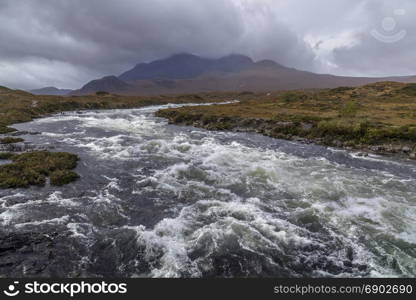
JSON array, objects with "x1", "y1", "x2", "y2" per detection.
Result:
[
  {"x1": 0, "y1": 86, "x2": 243, "y2": 133},
  {"x1": 156, "y1": 82, "x2": 416, "y2": 158}
]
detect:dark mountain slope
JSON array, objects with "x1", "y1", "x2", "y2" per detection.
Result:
[
  {"x1": 72, "y1": 76, "x2": 132, "y2": 95},
  {"x1": 119, "y1": 53, "x2": 254, "y2": 81}
]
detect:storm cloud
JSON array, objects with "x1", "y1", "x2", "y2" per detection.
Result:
[{"x1": 0, "y1": 0, "x2": 415, "y2": 89}]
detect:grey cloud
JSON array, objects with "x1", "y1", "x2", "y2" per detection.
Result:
[
  {"x1": 331, "y1": 0, "x2": 416, "y2": 76},
  {"x1": 0, "y1": 0, "x2": 415, "y2": 89}
]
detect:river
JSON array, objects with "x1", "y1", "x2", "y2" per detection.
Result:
[{"x1": 1, "y1": 103, "x2": 415, "y2": 277}]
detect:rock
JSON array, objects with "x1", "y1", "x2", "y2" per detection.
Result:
[
  {"x1": 357, "y1": 152, "x2": 368, "y2": 157},
  {"x1": 370, "y1": 146, "x2": 385, "y2": 152},
  {"x1": 402, "y1": 146, "x2": 411, "y2": 153},
  {"x1": 410, "y1": 152, "x2": 416, "y2": 159},
  {"x1": 10, "y1": 131, "x2": 41, "y2": 136},
  {"x1": 301, "y1": 123, "x2": 313, "y2": 131}
]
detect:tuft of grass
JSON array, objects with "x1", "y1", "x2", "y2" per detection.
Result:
[
  {"x1": 50, "y1": 170, "x2": 80, "y2": 186},
  {"x1": 0, "y1": 151, "x2": 79, "y2": 189},
  {"x1": 0, "y1": 137, "x2": 24, "y2": 144}
]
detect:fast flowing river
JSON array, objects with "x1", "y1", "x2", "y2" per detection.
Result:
[{"x1": 1, "y1": 103, "x2": 415, "y2": 278}]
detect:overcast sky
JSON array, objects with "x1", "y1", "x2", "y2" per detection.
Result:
[{"x1": 0, "y1": 0, "x2": 415, "y2": 90}]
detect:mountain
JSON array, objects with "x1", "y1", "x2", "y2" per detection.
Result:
[
  {"x1": 30, "y1": 87, "x2": 73, "y2": 96},
  {"x1": 72, "y1": 54, "x2": 416, "y2": 96},
  {"x1": 73, "y1": 76, "x2": 132, "y2": 95},
  {"x1": 119, "y1": 53, "x2": 254, "y2": 81}
]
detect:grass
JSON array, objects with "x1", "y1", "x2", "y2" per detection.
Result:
[
  {"x1": 50, "y1": 170, "x2": 80, "y2": 186},
  {"x1": 0, "y1": 151, "x2": 79, "y2": 189},
  {"x1": 156, "y1": 82, "x2": 416, "y2": 153},
  {"x1": 0, "y1": 137, "x2": 24, "y2": 144}
]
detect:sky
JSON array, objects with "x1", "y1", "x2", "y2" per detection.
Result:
[{"x1": 0, "y1": 0, "x2": 415, "y2": 90}]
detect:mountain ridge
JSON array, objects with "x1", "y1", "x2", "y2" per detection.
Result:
[{"x1": 71, "y1": 54, "x2": 416, "y2": 96}]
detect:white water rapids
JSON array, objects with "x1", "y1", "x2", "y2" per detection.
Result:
[{"x1": 0, "y1": 103, "x2": 415, "y2": 277}]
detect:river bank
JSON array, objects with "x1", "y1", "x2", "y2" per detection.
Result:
[
  {"x1": 156, "y1": 82, "x2": 416, "y2": 160},
  {"x1": 0, "y1": 86, "x2": 245, "y2": 188}
]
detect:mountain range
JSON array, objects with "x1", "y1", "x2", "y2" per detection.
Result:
[{"x1": 39, "y1": 53, "x2": 416, "y2": 96}]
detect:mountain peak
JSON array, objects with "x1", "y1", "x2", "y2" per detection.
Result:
[{"x1": 119, "y1": 54, "x2": 256, "y2": 81}]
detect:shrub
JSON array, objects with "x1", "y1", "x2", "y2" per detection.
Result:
[
  {"x1": 401, "y1": 84, "x2": 416, "y2": 97},
  {"x1": 281, "y1": 92, "x2": 305, "y2": 103},
  {"x1": 314, "y1": 120, "x2": 370, "y2": 141},
  {"x1": 330, "y1": 86, "x2": 355, "y2": 93},
  {"x1": 339, "y1": 101, "x2": 360, "y2": 118}
]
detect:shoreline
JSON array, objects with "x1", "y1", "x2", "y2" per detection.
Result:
[
  {"x1": 0, "y1": 98, "x2": 242, "y2": 189},
  {"x1": 155, "y1": 111, "x2": 416, "y2": 161}
]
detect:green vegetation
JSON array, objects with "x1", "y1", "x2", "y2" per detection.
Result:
[
  {"x1": 339, "y1": 101, "x2": 360, "y2": 118},
  {"x1": 0, "y1": 151, "x2": 79, "y2": 189},
  {"x1": 281, "y1": 91, "x2": 306, "y2": 103},
  {"x1": 0, "y1": 137, "x2": 24, "y2": 144}
]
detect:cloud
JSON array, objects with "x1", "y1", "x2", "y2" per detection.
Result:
[
  {"x1": 0, "y1": 0, "x2": 415, "y2": 89},
  {"x1": 330, "y1": 0, "x2": 416, "y2": 76}
]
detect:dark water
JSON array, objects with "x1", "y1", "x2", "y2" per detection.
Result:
[{"x1": 1, "y1": 103, "x2": 415, "y2": 278}]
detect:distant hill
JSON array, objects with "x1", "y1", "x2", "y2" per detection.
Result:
[
  {"x1": 71, "y1": 54, "x2": 416, "y2": 96},
  {"x1": 30, "y1": 87, "x2": 73, "y2": 96}
]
